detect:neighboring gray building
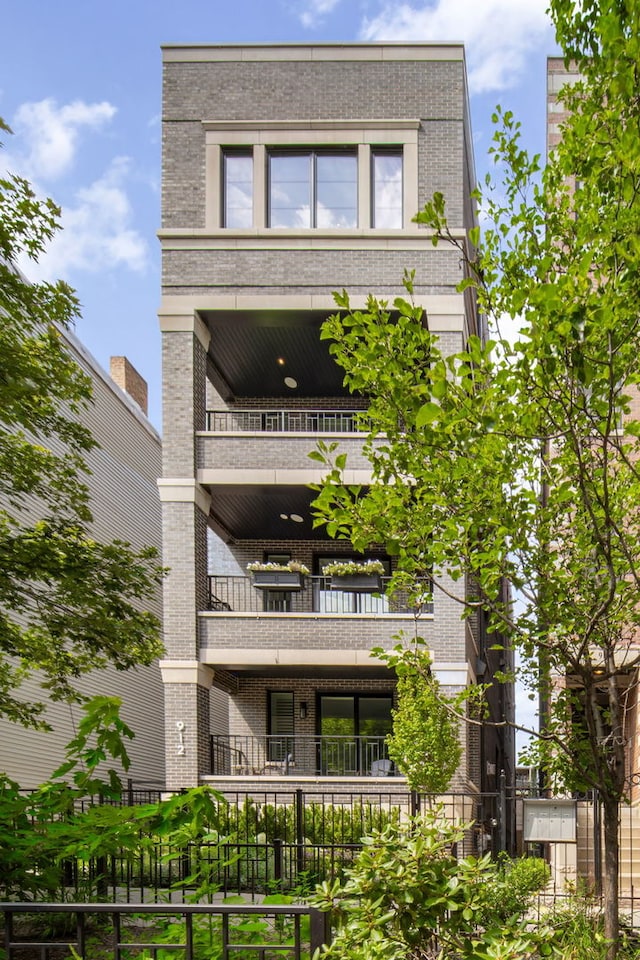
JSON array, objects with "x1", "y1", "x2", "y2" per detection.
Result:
[
  {"x1": 158, "y1": 43, "x2": 513, "y2": 794},
  {"x1": 0, "y1": 334, "x2": 164, "y2": 788}
]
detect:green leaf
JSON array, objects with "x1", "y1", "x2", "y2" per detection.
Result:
[{"x1": 416, "y1": 402, "x2": 440, "y2": 427}]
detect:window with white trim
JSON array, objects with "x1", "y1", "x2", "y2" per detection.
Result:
[{"x1": 212, "y1": 124, "x2": 414, "y2": 231}]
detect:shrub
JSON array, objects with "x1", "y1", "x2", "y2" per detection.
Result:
[
  {"x1": 538, "y1": 897, "x2": 640, "y2": 960},
  {"x1": 312, "y1": 810, "x2": 542, "y2": 960},
  {"x1": 476, "y1": 854, "x2": 550, "y2": 926}
]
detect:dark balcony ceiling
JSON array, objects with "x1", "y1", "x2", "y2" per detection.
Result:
[
  {"x1": 209, "y1": 484, "x2": 335, "y2": 542},
  {"x1": 215, "y1": 664, "x2": 393, "y2": 681},
  {"x1": 199, "y1": 309, "x2": 351, "y2": 399}
]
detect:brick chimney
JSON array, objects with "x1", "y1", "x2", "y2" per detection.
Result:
[{"x1": 110, "y1": 356, "x2": 148, "y2": 416}]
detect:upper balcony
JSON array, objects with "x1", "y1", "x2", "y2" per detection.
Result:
[
  {"x1": 197, "y1": 407, "x2": 374, "y2": 474},
  {"x1": 200, "y1": 575, "x2": 434, "y2": 670},
  {"x1": 207, "y1": 574, "x2": 432, "y2": 616}
]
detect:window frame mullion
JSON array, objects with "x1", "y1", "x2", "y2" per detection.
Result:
[{"x1": 311, "y1": 151, "x2": 318, "y2": 228}]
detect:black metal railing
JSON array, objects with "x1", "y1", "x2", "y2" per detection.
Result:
[
  {"x1": 1, "y1": 902, "x2": 331, "y2": 960},
  {"x1": 207, "y1": 575, "x2": 433, "y2": 615},
  {"x1": 122, "y1": 778, "x2": 165, "y2": 805},
  {"x1": 210, "y1": 734, "x2": 394, "y2": 778},
  {"x1": 5, "y1": 789, "x2": 497, "y2": 903},
  {"x1": 7, "y1": 788, "x2": 639, "y2": 920},
  {"x1": 206, "y1": 409, "x2": 368, "y2": 433}
]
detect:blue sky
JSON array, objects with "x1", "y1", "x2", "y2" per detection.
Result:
[{"x1": 1, "y1": 0, "x2": 557, "y2": 430}]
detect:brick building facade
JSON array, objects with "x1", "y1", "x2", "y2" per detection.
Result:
[{"x1": 158, "y1": 43, "x2": 514, "y2": 794}]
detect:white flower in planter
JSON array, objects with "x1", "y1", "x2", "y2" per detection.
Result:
[
  {"x1": 323, "y1": 559, "x2": 385, "y2": 577},
  {"x1": 247, "y1": 560, "x2": 310, "y2": 576}
]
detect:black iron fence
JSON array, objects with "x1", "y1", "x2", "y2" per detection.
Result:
[
  {"x1": 1, "y1": 901, "x2": 331, "y2": 960},
  {"x1": 121, "y1": 779, "x2": 164, "y2": 805},
  {"x1": 207, "y1": 575, "x2": 433, "y2": 615},
  {"x1": 45, "y1": 790, "x2": 508, "y2": 903},
  {"x1": 210, "y1": 734, "x2": 393, "y2": 778},
  {"x1": 4, "y1": 788, "x2": 498, "y2": 904},
  {"x1": 6, "y1": 789, "x2": 640, "y2": 955},
  {"x1": 7, "y1": 785, "x2": 640, "y2": 919}
]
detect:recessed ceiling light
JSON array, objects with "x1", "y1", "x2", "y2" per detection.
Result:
[
  {"x1": 280, "y1": 513, "x2": 288, "y2": 520},
  {"x1": 277, "y1": 357, "x2": 286, "y2": 366},
  {"x1": 284, "y1": 376, "x2": 298, "y2": 389},
  {"x1": 290, "y1": 514, "x2": 304, "y2": 523}
]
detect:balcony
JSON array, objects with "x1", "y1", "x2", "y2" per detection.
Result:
[
  {"x1": 197, "y1": 408, "x2": 375, "y2": 475},
  {"x1": 210, "y1": 734, "x2": 397, "y2": 778},
  {"x1": 201, "y1": 576, "x2": 434, "y2": 666},
  {"x1": 206, "y1": 409, "x2": 368, "y2": 433},
  {"x1": 207, "y1": 576, "x2": 433, "y2": 615}
]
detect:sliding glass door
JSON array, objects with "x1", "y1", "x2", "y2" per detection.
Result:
[{"x1": 318, "y1": 694, "x2": 392, "y2": 774}]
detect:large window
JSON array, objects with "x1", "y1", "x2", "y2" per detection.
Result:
[
  {"x1": 223, "y1": 150, "x2": 253, "y2": 227},
  {"x1": 318, "y1": 694, "x2": 393, "y2": 775},
  {"x1": 220, "y1": 143, "x2": 405, "y2": 230},
  {"x1": 372, "y1": 149, "x2": 403, "y2": 228},
  {"x1": 209, "y1": 121, "x2": 415, "y2": 231},
  {"x1": 268, "y1": 149, "x2": 357, "y2": 228}
]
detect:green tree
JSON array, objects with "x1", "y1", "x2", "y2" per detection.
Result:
[
  {"x1": 0, "y1": 120, "x2": 163, "y2": 729},
  {"x1": 0, "y1": 697, "x2": 227, "y2": 902},
  {"x1": 376, "y1": 640, "x2": 463, "y2": 796},
  {"x1": 311, "y1": 4, "x2": 640, "y2": 954}
]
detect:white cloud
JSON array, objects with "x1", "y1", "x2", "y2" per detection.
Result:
[
  {"x1": 1, "y1": 97, "x2": 147, "y2": 282},
  {"x1": 21, "y1": 157, "x2": 148, "y2": 281},
  {"x1": 296, "y1": 0, "x2": 342, "y2": 28},
  {"x1": 360, "y1": 0, "x2": 553, "y2": 93},
  {"x1": 12, "y1": 98, "x2": 116, "y2": 181}
]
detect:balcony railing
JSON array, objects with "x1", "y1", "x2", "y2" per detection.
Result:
[
  {"x1": 207, "y1": 575, "x2": 433, "y2": 615},
  {"x1": 206, "y1": 409, "x2": 368, "y2": 433},
  {"x1": 211, "y1": 734, "x2": 396, "y2": 778}
]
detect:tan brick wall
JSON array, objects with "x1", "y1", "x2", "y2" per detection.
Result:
[{"x1": 159, "y1": 44, "x2": 483, "y2": 789}]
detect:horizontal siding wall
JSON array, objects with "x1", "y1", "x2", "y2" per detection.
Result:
[{"x1": 0, "y1": 329, "x2": 165, "y2": 789}]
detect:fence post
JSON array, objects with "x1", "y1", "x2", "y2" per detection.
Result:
[
  {"x1": 273, "y1": 838, "x2": 283, "y2": 884},
  {"x1": 309, "y1": 907, "x2": 331, "y2": 954},
  {"x1": 62, "y1": 858, "x2": 75, "y2": 890},
  {"x1": 77, "y1": 911, "x2": 86, "y2": 958},
  {"x1": 95, "y1": 857, "x2": 108, "y2": 900},
  {"x1": 95, "y1": 793, "x2": 108, "y2": 899},
  {"x1": 498, "y1": 770, "x2": 507, "y2": 854},
  {"x1": 295, "y1": 789, "x2": 305, "y2": 876},
  {"x1": 410, "y1": 791, "x2": 421, "y2": 817}
]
